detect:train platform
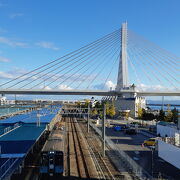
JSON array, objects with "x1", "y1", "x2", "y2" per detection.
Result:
[{"x1": 0, "y1": 106, "x2": 61, "y2": 180}]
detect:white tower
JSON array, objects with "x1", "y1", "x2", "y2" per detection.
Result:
[{"x1": 116, "y1": 22, "x2": 129, "y2": 91}]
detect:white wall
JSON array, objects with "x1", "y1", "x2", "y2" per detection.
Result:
[
  {"x1": 158, "y1": 140, "x2": 180, "y2": 169},
  {"x1": 157, "y1": 124, "x2": 180, "y2": 137},
  {"x1": 115, "y1": 98, "x2": 135, "y2": 117}
]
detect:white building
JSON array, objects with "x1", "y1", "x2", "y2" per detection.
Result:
[
  {"x1": 157, "y1": 118, "x2": 180, "y2": 169},
  {"x1": 0, "y1": 96, "x2": 7, "y2": 105},
  {"x1": 157, "y1": 122, "x2": 180, "y2": 137},
  {"x1": 116, "y1": 95, "x2": 146, "y2": 118},
  {"x1": 158, "y1": 139, "x2": 180, "y2": 169}
]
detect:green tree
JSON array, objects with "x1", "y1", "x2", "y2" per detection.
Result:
[
  {"x1": 137, "y1": 104, "x2": 143, "y2": 119},
  {"x1": 164, "y1": 109, "x2": 173, "y2": 122},
  {"x1": 75, "y1": 101, "x2": 81, "y2": 108},
  {"x1": 157, "y1": 109, "x2": 165, "y2": 121},
  {"x1": 91, "y1": 108, "x2": 98, "y2": 116},
  {"x1": 171, "y1": 108, "x2": 178, "y2": 124},
  {"x1": 109, "y1": 103, "x2": 116, "y2": 118},
  {"x1": 84, "y1": 99, "x2": 90, "y2": 108},
  {"x1": 95, "y1": 101, "x2": 102, "y2": 108}
]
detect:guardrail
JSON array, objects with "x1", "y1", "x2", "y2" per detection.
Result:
[
  {"x1": 89, "y1": 121, "x2": 152, "y2": 179},
  {"x1": 0, "y1": 123, "x2": 21, "y2": 137},
  {"x1": 0, "y1": 158, "x2": 19, "y2": 180}
]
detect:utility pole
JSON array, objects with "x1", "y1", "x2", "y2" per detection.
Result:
[
  {"x1": 162, "y1": 96, "x2": 164, "y2": 111},
  {"x1": 15, "y1": 94, "x2": 17, "y2": 105},
  {"x1": 102, "y1": 104, "x2": 106, "y2": 157},
  {"x1": 36, "y1": 108, "x2": 41, "y2": 127},
  {"x1": 87, "y1": 103, "x2": 90, "y2": 133}
]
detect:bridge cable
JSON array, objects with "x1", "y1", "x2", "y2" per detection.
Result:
[
  {"x1": 130, "y1": 44, "x2": 179, "y2": 89},
  {"x1": 127, "y1": 54, "x2": 143, "y2": 91},
  {"x1": 128, "y1": 30, "x2": 180, "y2": 66},
  {"x1": 86, "y1": 44, "x2": 120, "y2": 89},
  {"x1": 1, "y1": 29, "x2": 120, "y2": 88},
  {"x1": 128, "y1": 40, "x2": 180, "y2": 84},
  {"x1": 75, "y1": 42, "x2": 120, "y2": 89},
  {"x1": 102, "y1": 53, "x2": 120, "y2": 90},
  {"x1": 29, "y1": 33, "x2": 120, "y2": 89},
  {"x1": 128, "y1": 33, "x2": 180, "y2": 74},
  {"x1": 9, "y1": 30, "x2": 120, "y2": 89},
  {"x1": 53, "y1": 37, "x2": 121, "y2": 89},
  {"x1": 128, "y1": 46, "x2": 172, "y2": 90}
]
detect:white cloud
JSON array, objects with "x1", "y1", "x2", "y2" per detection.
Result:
[
  {"x1": 105, "y1": 81, "x2": 116, "y2": 90},
  {"x1": 136, "y1": 83, "x2": 179, "y2": 91},
  {"x1": 0, "y1": 67, "x2": 27, "y2": 80},
  {"x1": 39, "y1": 85, "x2": 52, "y2": 90},
  {"x1": 44, "y1": 86, "x2": 52, "y2": 90},
  {"x1": 0, "y1": 56, "x2": 10, "y2": 62},
  {"x1": 9, "y1": 13, "x2": 23, "y2": 19},
  {"x1": 36, "y1": 41, "x2": 59, "y2": 50},
  {"x1": 0, "y1": 36, "x2": 28, "y2": 47},
  {"x1": 58, "y1": 84, "x2": 72, "y2": 90},
  {"x1": 0, "y1": 71, "x2": 14, "y2": 79},
  {"x1": 93, "y1": 80, "x2": 116, "y2": 90}
]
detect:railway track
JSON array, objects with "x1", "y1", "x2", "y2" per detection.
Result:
[
  {"x1": 65, "y1": 117, "x2": 98, "y2": 179},
  {"x1": 78, "y1": 118, "x2": 125, "y2": 180}
]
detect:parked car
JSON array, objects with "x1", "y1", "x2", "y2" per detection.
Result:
[
  {"x1": 125, "y1": 128, "x2": 137, "y2": 135},
  {"x1": 113, "y1": 126, "x2": 122, "y2": 131},
  {"x1": 144, "y1": 138, "x2": 156, "y2": 146}
]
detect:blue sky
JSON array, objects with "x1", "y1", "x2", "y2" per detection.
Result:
[{"x1": 0, "y1": 0, "x2": 179, "y2": 96}]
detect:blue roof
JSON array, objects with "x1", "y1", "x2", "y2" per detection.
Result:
[
  {"x1": 0, "y1": 123, "x2": 47, "y2": 141},
  {"x1": 0, "y1": 106, "x2": 61, "y2": 124},
  {"x1": 0, "y1": 106, "x2": 62, "y2": 180},
  {"x1": 0, "y1": 140, "x2": 35, "y2": 154}
]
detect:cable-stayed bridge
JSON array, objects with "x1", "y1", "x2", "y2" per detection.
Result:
[{"x1": 0, "y1": 23, "x2": 179, "y2": 97}]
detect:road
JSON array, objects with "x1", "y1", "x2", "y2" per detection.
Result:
[{"x1": 105, "y1": 121, "x2": 180, "y2": 180}]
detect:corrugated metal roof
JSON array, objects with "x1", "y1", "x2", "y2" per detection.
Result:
[
  {"x1": 0, "y1": 106, "x2": 61, "y2": 180},
  {"x1": 0, "y1": 123, "x2": 47, "y2": 141},
  {"x1": 0, "y1": 108, "x2": 59, "y2": 124}
]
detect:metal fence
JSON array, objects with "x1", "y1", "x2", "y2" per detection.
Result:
[{"x1": 89, "y1": 121, "x2": 152, "y2": 180}]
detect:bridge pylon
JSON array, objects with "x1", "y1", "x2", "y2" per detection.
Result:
[
  {"x1": 116, "y1": 22, "x2": 129, "y2": 91},
  {"x1": 115, "y1": 22, "x2": 146, "y2": 118}
]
